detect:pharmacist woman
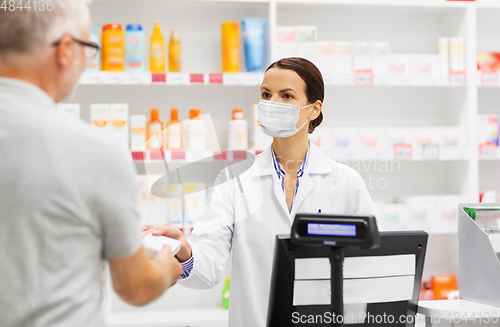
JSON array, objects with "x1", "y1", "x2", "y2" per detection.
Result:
[{"x1": 149, "y1": 57, "x2": 376, "y2": 327}]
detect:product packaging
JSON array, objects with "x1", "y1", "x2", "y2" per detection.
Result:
[
  {"x1": 228, "y1": 108, "x2": 248, "y2": 150},
  {"x1": 295, "y1": 26, "x2": 317, "y2": 43},
  {"x1": 241, "y1": 18, "x2": 266, "y2": 72},
  {"x1": 109, "y1": 104, "x2": 129, "y2": 149},
  {"x1": 101, "y1": 23, "x2": 125, "y2": 71},
  {"x1": 449, "y1": 37, "x2": 465, "y2": 72},
  {"x1": 353, "y1": 42, "x2": 372, "y2": 71},
  {"x1": 317, "y1": 42, "x2": 335, "y2": 74},
  {"x1": 221, "y1": 21, "x2": 240, "y2": 73},
  {"x1": 125, "y1": 24, "x2": 145, "y2": 72},
  {"x1": 146, "y1": 174, "x2": 168, "y2": 225},
  {"x1": 86, "y1": 24, "x2": 100, "y2": 72},
  {"x1": 477, "y1": 52, "x2": 500, "y2": 72},
  {"x1": 183, "y1": 183, "x2": 207, "y2": 233},
  {"x1": 90, "y1": 104, "x2": 109, "y2": 135},
  {"x1": 275, "y1": 43, "x2": 296, "y2": 60},
  {"x1": 167, "y1": 184, "x2": 184, "y2": 230},
  {"x1": 168, "y1": 28, "x2": 182, "y2": 72},
  {"x1": 57, "y1": 103, "x2": 80, "y2": 120},
  {"x1": 150, "y1": 22, "x2": 166, "y2": 73},
  {"x1": 130, "y1": 115, "x2": 147, "y2": 151},
  {"x1": 332, "y1": 42, "x2": 353, "y2": 75},
  {"x1": 146, "y1": 108, "x2": 163, "y2": 150},
  {"x1": 371, "y1": 42, "x2": 390, "y2": 76},
  {"x1": 135, "y1": 175, "x2": 149, "y2": 226},
  {"x1": 477, "y1": 115, "x2": 499, "y2": 146},
  {"x1": 439, "y1": 37, "x2": 450, "y2": 75},
  {"x1": 165, "y1": 108, "x2": 182, "y2": 150},
  {"x1": 275, "y1": 26, "x2": 296, "y2": 43},
  {"x1": 296, "y1": 43, "x2": 318, "y2": 65},
  {"x1": 184, "y1": 109, "x2": 206, "y2": 150}
]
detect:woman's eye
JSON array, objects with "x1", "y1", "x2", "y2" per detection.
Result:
[
  {"x1": 261, "y1": 92, "x2": 271, "y2": 98},
  {"x1": 283, "y1": 94, "x2": 293, "y2": 99}
]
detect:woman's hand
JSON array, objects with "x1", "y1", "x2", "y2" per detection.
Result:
[{"x1": 143, "y1": 225, "x2": 193, "y2": 263}]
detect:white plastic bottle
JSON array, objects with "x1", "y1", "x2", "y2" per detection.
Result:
[
  {"x1": 184, "y1": 109, "x2": 206, "y2": 150},
  {"x1": 227, "y1": 108, "x2": 248, "y2": 150}
]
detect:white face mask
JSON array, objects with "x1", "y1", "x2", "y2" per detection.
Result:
[{"x1": 257, "y1": 99, "x2": 313, "y2": 138}]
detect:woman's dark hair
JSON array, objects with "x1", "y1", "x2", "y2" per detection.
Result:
[{"x1": 265, "y1": 57, "x2": 324, "y2": 134}]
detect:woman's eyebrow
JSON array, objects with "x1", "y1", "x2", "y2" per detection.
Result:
[
  {"x1": 260, "y1": 86, "x2": 271, "y2": 91},
  {"x1": 279, "y1": 88, "x2": 297, "y2": 94}
]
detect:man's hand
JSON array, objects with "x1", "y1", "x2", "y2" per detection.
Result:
[
  {"x1": 154, "y1": 244, "x2": 183, "y2": 288},
  {"x1": 144, "y1": 225, "x2": 192, "y2": 263}
]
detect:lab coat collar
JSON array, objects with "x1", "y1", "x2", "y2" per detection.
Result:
[{"x1": 252, "y1": 141, "x2": 332, "y2": 177}]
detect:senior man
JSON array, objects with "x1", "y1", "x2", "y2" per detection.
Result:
[{"x1": 0, "y1": 1, "x2": 182, "y2": 327}]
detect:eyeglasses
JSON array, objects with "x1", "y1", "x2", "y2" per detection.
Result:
[{"x1": 52, "y1": 36, "x2": 100, "y2": 59}]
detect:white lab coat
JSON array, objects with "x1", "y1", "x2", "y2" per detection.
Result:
[{"x1": 178, "y1": 142, "x2": 376, "y2": 327}]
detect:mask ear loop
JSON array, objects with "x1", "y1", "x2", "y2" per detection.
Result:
[{"x1": 296, "y1": 103, "x2": 314, "y2": 132}]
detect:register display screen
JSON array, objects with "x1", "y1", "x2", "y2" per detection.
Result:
[{"x1": 307, "y1": 223, "x2": 357, "y2": 237}]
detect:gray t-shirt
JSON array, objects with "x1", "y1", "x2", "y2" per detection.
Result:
[{"x1": 0, "y1": 77, "x2": 142, "y2": 327}]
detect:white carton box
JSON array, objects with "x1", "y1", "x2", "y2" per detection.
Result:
[
  {"x1": 57, "y1": 103, "x2": 80, "y2": 120},
  {"x1": 317, "y1": 42, "x2": 335, "y2": 74},
  {"x1": 90, "y1": 104, "x2": 109, "y2": 136},
  {"x1": 332, "y1": 42, "x2": 353, "y2": 75},
  {"x1": 276, "y1": 26, "x2": 296, "y2": 43},
  {"x1": 130, "y1": 115, "x2": 147, "y2": 151},
  {"x1": 167, "y1": 184, "x2": 184, "y2": 230},
  {"x1": 295, "y1": 26, "x2": 318, "y2": 43},
  {"x1": 109, "y1": 104, "x2": 129, "y2": 149}
]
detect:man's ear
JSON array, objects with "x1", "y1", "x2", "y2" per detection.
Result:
[{"x1": 54, "y1": 34, "x2": 74, "y2": 69}]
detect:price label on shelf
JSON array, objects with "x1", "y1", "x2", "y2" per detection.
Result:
[
  {"x1": 480, "y1": 145, "x2": 499, "y2": 159},
  {"x1": 185, "y1": 150, "x2": 212, "y2": 162},
  {"x1": 481, "y1": 71, "x2": 498, "y2": 87},
  {"x1": 394, "y1": 144, "x2": 412, "y2": 160},
  {"x1": 213, "y1": 151, "x2": 227, "y2": 161},
  {"x1": 167, "y1": 73, "x2": 190, "y2": 85},
  {"x1": 123, "y1": 73, "x2": 151, "y2": 85},
  {"x1": 209, "y1": 74, "x2": 223, "y2": 84},
  {"x1": 223, "y1": 74, "x2": 242, "y2": 85},
  {"x1": 79, "y1": 72, "x2": 104, "y2": 84},
  {"x1": 102, "y1": 73, "x2": 125, "y2": 85},
  {"x1": 171, "y1": 150, "x2": 186, "y2": 161},
  {"x1": 149, "y1": 150, "x2": 164, "y2": 161},
  {"x1": 131, "y1": 151, "x2": 146, "y2": 161},
  {"x1": 190, "y1": 74, "x2": 205, "y2": 84},
  {"x1": 422, "y1": 144, "x2": 440, "y2": 160},
  {"x1": 450, "y1": 71, "x2": 466, "y2": 86},
  {"x1": 355, "y1": 70, "x2": 373, "y2": 86},
  {"x1": 151, "y1": 73, "x2": 167, "y2": 83}
]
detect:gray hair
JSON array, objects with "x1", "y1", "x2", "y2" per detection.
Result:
[{"x1": 0, "y1": 0, "x2": 91, "y2": 63}]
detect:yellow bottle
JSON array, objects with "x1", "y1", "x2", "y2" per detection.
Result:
[
  {"x1": 168, "y1": 28, "x2": 182, "y2": 72},
  {"x1": 150, "y1": 22, "x2": 166, "y2": 73},
  {"x1": 221, "y1": 21, "x2": 240, "y2": 73}
]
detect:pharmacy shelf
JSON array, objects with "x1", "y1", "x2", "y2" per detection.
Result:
[
  {"x1": 79, "y1": 71, "x2": 467, "y2": 87},
  {"x1": 131, "y1": 147, "x2": 470, "y2": 163},
  {"x1": 105, "y1": 307, "x2": 228, "y2": 327},
  {"x1": 78, "y1": 72, "x2": 265, "y2": 86}
]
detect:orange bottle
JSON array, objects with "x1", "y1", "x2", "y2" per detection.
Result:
[
  {"x1": 221, "y1": 21, "x2": 240, "y2": 73},
  {"x1": 101, "y1": 23, "x2": 125, "y2": 71},
  {"x1": 166, "y1": 108, "x2": 182, "y2": 149},
  {"x1": 146, "y1": 108, "x2": 163, "y2": 150}
]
